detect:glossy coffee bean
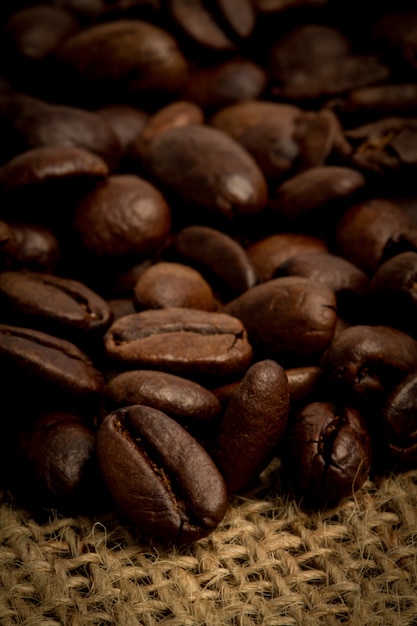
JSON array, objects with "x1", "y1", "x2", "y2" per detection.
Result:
[
  {"x1": 104, "y1": 307, "x2": 252, "y2": 380},
  {"x1": 0, "y1": 270, "x2": 113, "y2": 341},
  {"x1": 144, "y1": 124, "x2": 268, "y2": 220},
  {"x1": 16, "y1": 411, "x2": 100, "y2": 512},
  {"x1": 171, "y1": 225, "x2": 258, "y2": 298},
  {"x1": 321, "y1": 325, "x2": 417, "y2": 404},
  {"x1": 102, "y1": 369, "x2": 222, "y2": 430},
  {"x1": 0, "y1": 323, "x2": 104, "y2": 398},
  {"x1": 225, "y1": 276, "x2": 337, "y2": 365},
  {"x1": 133, "y1": 262, "x2": 216, "y2": 312},
  {"x1": 97, "y1": 405, "x2": 228, "y2": 543},
  {"x1": 284, "y1": 401, "x2": 372, "y2": 506},
  {"x1": 210, "y1": 359, "x2": 289, "y2": 493},
  {"x1": 72, "y1": 174, "x2": 171, "y2": 264}
]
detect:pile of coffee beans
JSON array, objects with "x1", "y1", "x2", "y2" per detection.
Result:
[{"x1": 1, "y1": 0, "x2": 417, "y2": 544}]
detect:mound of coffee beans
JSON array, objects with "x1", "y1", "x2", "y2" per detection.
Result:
[{"x1": 1, "y1": 0, "x2": 417, "y2": 544}]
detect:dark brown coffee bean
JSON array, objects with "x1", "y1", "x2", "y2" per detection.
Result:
[
  {"x1": 166, "y1": 0, "x2": 236, "y2": 51},
  {"x1": 345, "y1": 117, "x2": 417, "y2": 176},
  {"x1": 8, "y1": 100, "x2": 122, "y2": 170},
  {"x1": 321, "y1": 324, "x2": 417, "y2": 404},
  {"x1": 171, "y1": 225, "x2": 258, "y2": 298},
  {"x1": 181, "y1": 59, "x2": 268, "y2": 109},
  {"x1": 0, "y1": 145, "x2": 109, "y2": 193},
  {"x1": 144, "y1": 124, "x2": 268, "y2": 220},
  {"x1": 210, "y1": 359, "x2": 289, "y2": 493},
  {"x1": 133, "y1": 262, "x2": 216, "y2": 312},
  {"x1": 16, "y1": 411, "x2": 99, "y2": 512},
  {"x1": 379, "y1": 371, "x2": 417, "y2": 471},
  {"x1": 273, "y1": 252, "x2": 369, "y2": 320},
  {"x1": 294, "y1": 108, "x2": 352, "y2": 171},
  {"x1": 97, "y1": 405, "x2": 228, "y2": 543},
  {"x1": 286, "y1": 365, "x2": 324, "y2": 406},
  {"x1": 270, "y1": 166, "x2": 366, "y2": 222},
  {"x1": 0, "y1": 222, "x2": 60, "y2": 273},
  {"x1": 54, "y1": 20, "x2": 188, "y2": 103},
  {"x1": 3, "y1": 6, "x2": 79, "y2": 62},
  {"x1": 72, "y1": 174, "x2": 171, "y2": 264},
  {"x1": 284, "y1": 401, "x2": 372, "y2": 506},
  {"x1": 341, "y1": 84, "x2": 417, "y2": 118},
  {"x1": 104, "y1": 307, "x2": 253, "y2": 379},
  {"x1": 211, "y1": 100, "x2": 301, "y2": 179},
  {"x1": 0, "y1": 270, "x2": 113, "y2": 340},
  {"x1": 335, "y1": 198, "x2": 417, "y2": 274},
  {"x1": 96, "y1": 104, "x2": 150, "y2": 157},
  {"x1": 225, "y1": 276, "x2": 337, "y2": 365},
  {"x1": 0, "y1": 323, "x2": 104, "y2": 398},
  {"x1": 246, "y1": 233, "x2": 329, "y2": 283},
  {"x1": 102, "y1": 369, "x2": 222, "y2": 428}
]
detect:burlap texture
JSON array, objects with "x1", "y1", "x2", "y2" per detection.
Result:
[{"x1": 1, "y1": 463, "x2": 417, "y2": 626}]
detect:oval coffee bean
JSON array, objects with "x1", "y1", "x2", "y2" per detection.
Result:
[
  {"x1": 284, "y1": 401, "x2": 372, "y2": 506},
  {"x1": 321, "y1": 324, "x2": 417, "y2": 403},
  {"x1": 210, "y1": 359, "x2": 289, "y2": 493},
  {"x1": 0, "y1": 270, "x2": 113, "y2": 340},
  {"x1": 171, "y1": 225, "x2": 258, "y2": 298},
  {"x1": 225, "y1": 276, "x2": 337, "y2": 365},
  {"x1": 102, "y1": 369, "x2": 222, "y2": 428},
  {"x1": 133, "y1": 262, "x2": 216, "y2": 312},
  {"x1": 144, "y1": 124, "x2": 268, "y2": 220},
  {"x1": 97, "y1": 405, "x2": 228, "y2": 543},
  {"x1": 0, "y1": 323, "x2": 104, "y2": 398},
  {"x1": 104, "y1": 307, "x2": 253, "y2": 380}
]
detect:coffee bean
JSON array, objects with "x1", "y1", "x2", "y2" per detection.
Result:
[
  {"x1": 225, "y1": 276, "x2": 337, "y2": 365},
  {"x1": 284, "y1": 401, "x2": 372, "y2": 506},
  {"x1": 104, "y1": 307, "x2": 252, "y2": 380},
  {"x1": 210, "y1": 359, "x2": 289, "y2": 493},
  {"x1": 97, "y1": 405, "x2": 228, "y2": 543},
  {"x1": 0, "y1": 323, "x2": 104, "y2": 399},
  {"x1": 102, "y1": 369, "x2": 222, "y2": 430}
]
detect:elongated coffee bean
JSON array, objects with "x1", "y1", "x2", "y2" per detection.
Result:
[
  {"x1": 210, "y1": 359, "x2": 290, "y2": 493},
  {"x1": 97, "y1": 405, "x2": 228, "y2": 543}
]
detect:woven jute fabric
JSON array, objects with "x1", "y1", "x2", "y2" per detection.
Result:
[{"x1": 1, "y1": 463, "x2": 417, "y2": 626}]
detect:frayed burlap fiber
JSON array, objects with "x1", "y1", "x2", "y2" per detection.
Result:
[{"x1": 1, "y1": 463, "x2": 417, "y2": 626}]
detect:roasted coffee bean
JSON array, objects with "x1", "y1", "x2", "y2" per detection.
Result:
[
  {"x1": 131, "y1": 100, "x2": 204, "y2": 164},
  {"x1": 211, "y1": 100, "x2": 302, "y2": 181},
  {"x1": 321, "y1": 325, "x2": 417, "y2": 405},
  {"x1": 0, "y1": 145, "x2": 109, "y2": 194},
  {"x1": 210, "y1": 359, "x2": 289, "y2": 493},
  {"x1": 133, "y1": 262, "x2": 216, "y2": 312},
  {"x1": 102, "y1": 369, "x2": 222, "y2": 430},
  {"x1": 53, "y1": 20, "x2": 188, "y2": 105},
  {"x1": 171, "y1": 225, "x2": 258, "y2": 298},
  {"x1": 273, "y1": 252, "x2": 369, "y2": 320},
  {"x1": 5, "y1": 100, "x2": 122, "y2": 170},
  {"x1": 345, "y1": 117, "x2": 417, "y2": 176},
  {"x1": 97, "y1": 405, "x2": 228, "y2": 543},
  {"x1": 379, "y1": 371, "x2": 417, "y2": 471},
  {"x1": 97, "y1": 104, "x2": 150, "y2": 158},
  {"x1": 286, "y1": 366, "x2": 324, "y2": 407},
  {"x1": 284, "y1": 401, "x2": 372, "y2": 506},
  {"x1": 104, "y1": 307, "x2": 252, "y2": 380},
  {"x1": 225, "y1": 276, "x2": 337, "y2": 365},
  {"x1": 270, "y1": 165, "x2": 366, "y2": 223},
  {"x1": 0, "y1": 270, "x2": 113, "y2": 341},
  {"x1": 0, "y1": 323, "x2": 104, "y2": 399},
  {"x1": 180, "y1": 59, "x2": 268, "y2": 109},
  {"x1": 72, "y1": 174, "x2": 171, "y2": 265},
  {"x1": 368, "y1": 251, "x2": 417, "y2": 336},
  {"x1": 335, "y1": 198, "x2": 417, "y2": 274},
  {"x1": 16, "y1": 411, "x2": 100, "y2": 513},
  {"x1": 143, "y1": 124, "x2": 268, "y2": 220},
  {"x1": 0, "y1": 222, "x2": 60, "y2": 273},
  {"x1": 246, "y1": 233, "x2": 329, "y2": 283}
]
